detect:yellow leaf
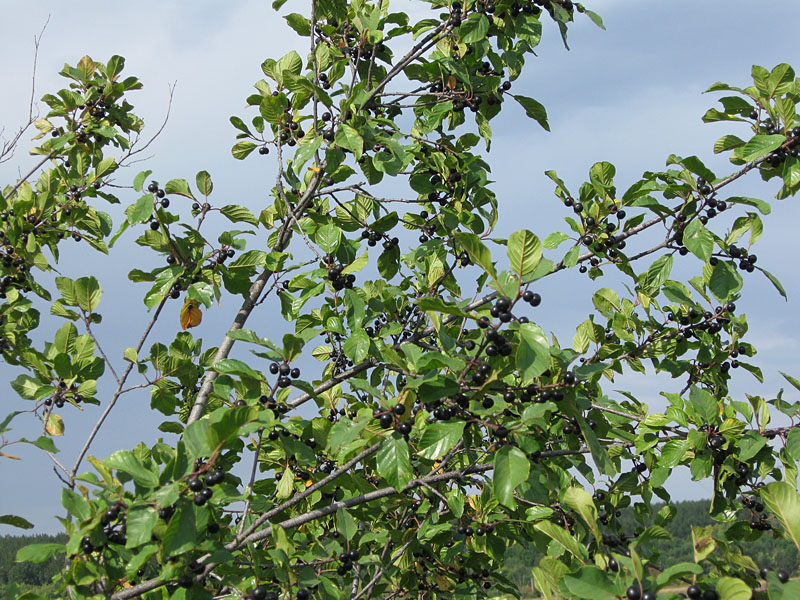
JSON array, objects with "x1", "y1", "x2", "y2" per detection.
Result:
[
  {"x1": 180, "y1": 298, "x2": 202, "y2": 330},
  {"x1": 0, "y1": 451, "x2": 21, "y2": 460},
  {"x1": 447, "y1": 75, "x2": 457, "y2": 90},
  {"x1": 305, "y1": 479, "x2": 313, "y2": 488},
  {"x1": 46, "y1": 413, "x2": 64, "y2": 436},
  {"x1": 434, "y1": 574, "x2": 452, "y2": 591}
]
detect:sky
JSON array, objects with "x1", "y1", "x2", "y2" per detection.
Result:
[{"x1": 1, "y1": 0, "x2": 799, "y2": 534}]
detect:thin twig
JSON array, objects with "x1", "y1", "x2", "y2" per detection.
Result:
[
  {"x1": 70, "y1": 297, "x2": 168, "y2": 481},
  {"x1": 237, "y1": 429, "x2": 264, "y2": 536}
]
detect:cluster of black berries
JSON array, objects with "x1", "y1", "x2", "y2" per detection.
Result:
[
  {"x1": 0, "y1": 253, "x2": 31, "y2": 298},
  {"x1": 278, "y1": 105, "x2": 304, "y2": 147},
  {"x1": 269, "y1": 361, "x2": 300, "y2": 388},
  {"x1": 80, "y1": 95, "x2": 110, "y2": 120},
  {"x1": 44, "y1": 379, "x2": 82, "y2": 408},
  {"x1": 187, "y1": 460, "x2": 225, "y2": 506},
  {"x1": 215, "y1": 246, "x2": 236, "y2": 265},
  {"x1": 80, "y1": 535, "x2": 101, "y2": 555},
  {"x1": 168, "y1": 273, "x2": 202, "y2": 300},
  {"x1": 101, "y1": 501, "x2": 127, "y2": 545},
  {"x1": 328, "y1": 349, "x2": 351, "y2": 373},
  {"x1": 250, "y1": 585, "x2": 280, "y2": 600},
  {"x1": 80, "y1": 504, "x2": 128, "y2": 553},
  {"x1": 569, "y1": 203, "x2": 628, "y2": 272},
  {"x1": 764, "y1": 125, "x2": 800, "y2": 166},
  {"x1": 624, "y1": 584, "x2": 657, "y2": 600},
  {"x1": 259, "y1": 395, "x2": 289, "y2": 415},
  {"x1": 146, "y1": 181, "x2": 170, "y2": 230},
  {"x1": 742, "y1": 495, "x2": 772, "y2": 531},
  {"x1": 335, "y1": 548, "x2": 360, "y2": 576},
  {"x1": 758, "y1": 567, "x2": 790, "y2": 584},
  {"x1": 727, "y1": 244, "x2": 758, "y2": 272},
  {"x1": 667, "y1": 303, "x2": 735, "y2": 340},
  {"x1": 326, "y1": 263, "x2": 356, "y2": 291}
]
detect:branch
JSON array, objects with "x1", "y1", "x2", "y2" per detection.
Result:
[
  {"x1": 70, "y1": 297, "x2": 168, "y2": 481},
  {"x1": 185, "y1": 169, "x2": 324, "y2": 425},
  {"x1": 0, "y1": 17, "x2": 47, "y2": 164},
  {"x1": 351, "y1": 540, "x2": 412, "y2": 600},
  {"x1": 109, "y1": 425, "x2": 796, "y2": 600}
]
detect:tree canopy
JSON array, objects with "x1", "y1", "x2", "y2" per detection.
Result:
[{"x1": 2, "y1": 1, "x2": 800, "y2": 599}]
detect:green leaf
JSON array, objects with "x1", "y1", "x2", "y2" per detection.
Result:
[
  {"x1": 583, "y1": 9, "x2": 605, "y2": 29},
  {"x1": 62, "y1": 488, "x2": 91, "y2": 522},
  {"x1": 0, "y1": 410, "x2": 23, "y2": 434},
  {"x1": 561, "y1": 486, "x2": 599, "y2": 539},
  {"x1": 164, "y1": 178, "x2": 194, "y2": 199},
  {"x1": 276, "y1": 466, "x2": 294, "y2": 499},
  {"x1": 220, "y1": 204, "x2": 258, "y2": 225},
  {"x1": 15, "y1": 543, "x2": 64, "y2": 563},
  {"x1": 493, "y1": 445, "x2": 529, "y2": 508},
  {"x1": 682, "y1": 219, "x2": 714, "y2": 262},
  {"x1": 737, "y1": 134, "x2": 785, "y2": 161},
  {"x1": 342, "y1": 330, "x2": 370, "y2": 363},
  {"x1": 512, "y1": 94, "x2": 550, "y2": 131},
  {"x1": 459, "y1": 13, "x2": 489, "y2": 43},
  {"x1": 195, "y1": 170, "x2": 213, "y2": 196},
  {"x1": 454, "y1": 232, "x2": 497, "y2": 281},
  {"x1": 127, "y1": 194, "x2": 154, "y2": 225},
  {"x1": 786, "y1": 427, "x2": 800, "y2": 461},
  {"x1": 376, "y1": 432, "x2": 413, "y2": 491},
  {"x1": 516, "y1": 322, "x2": 550, "y2": 383},
  {"x1": 738, "y1": 431, "x2": 767, "y2": 462},
  {"x1": 656, "y1": 562, "x2": 703, "y2": 586},
  {"x1": 767, "y1": 574, "x2": 800, "y2": 600},
  {"x1": 213, "y1": 358, "x2": 263, "y2": 381},
  {"x1": 716, "y1": 577, "x2": 754, "y2": 600},
  {"x1": 162, "y1": 500, "x2": 198, "y2": 557},
  {"x1": 187, "y1": 282, "x2": 214, "y2": 308},
  {"x1": 133, "y1": 170, "x2": 152, "y2": 192},
  {"x1": 714, "y1": 134, "x2": 745, "y2": 154},
  {"x1": 760, "y1": 481, "x2": 800, "y2": 551},
  {"x1": 334, "y1": 124, "x2": 363, "y2": 160},
  {"x1": 507, "y1": 229, "x2": 542, "y2": 278},
  {"x1": 276, "y1": 50, "x2": 302, "y2": 80},
  {"x1": 758, "y1": 267, "x2": 787, "y2": 300},
  {"x1": 534, "y1": 520, "x2": 587, "y2": 560},
  {"x1": 561, "y1": 566, "x2": 615, "y2": 600},
  {"x1": 336, "y1": 508, "x2": 358, "y2": 541},
  {"x1": 417, "y1": 422, "x2": 465, "y2": 460},
  {"x1": 690, "y1": 386, "x2": 718, "y2": 425},
  {"x1": 74, "y1": 276, "x2": 102, "y2": 312},
  {"x1": 543, "y1": 231, "x2": 570, "y2": 249},
  {"x1": 707, "y1": 260, "x2": 742, "y2": 301},
  {"x1": 592, "y1": 288, "x2": 619, "y2": 319},
  {"x1": 0, "y1": 515, "x2": 34, "y2": 529},
  {"x1": 105, "y1": 450, "x2": 159, "y2": 488},
  {"x1": 316, "y1": 224, "x2": 342, "y2": 254},
  {"x1": 284, "y1": 12, "x2": 310, "y2": 36},
  {"x1": 125, "y1": 506, "x2": 158, "y2": 548},
  {"x1": 232, "y1": 140, "x2": 257, "y2": 160},
  {"x1": 640, "y1": 254, "x2": 673, "y2": 296}
]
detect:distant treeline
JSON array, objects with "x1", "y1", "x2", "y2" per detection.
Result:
[
  {"x1": 0, "y1": 532, "x2": 67, "y2": 596},
  {"x1": 1, "y1": 500, "x2": 797, "y2": 594},
  {"x1": 501, "y1": 499, "x2": 797, "y2": 591}
]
